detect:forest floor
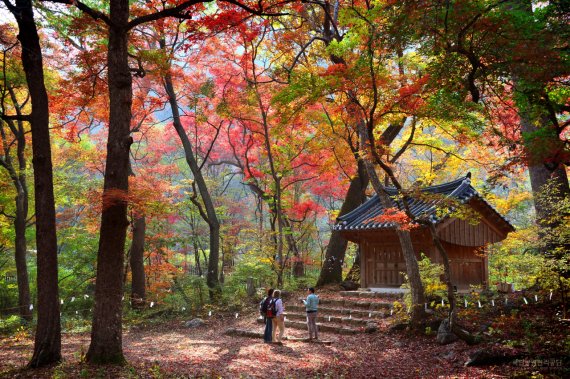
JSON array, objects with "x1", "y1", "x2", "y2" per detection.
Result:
[{"x1": 1, "y1": 291, "x2": 568, "y2": 378}]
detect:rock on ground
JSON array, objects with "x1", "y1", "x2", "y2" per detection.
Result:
[
  {"x1": 437, "y1": 319, "x2": 459, "y2": 345},
  {"x1": 185, "y1": 318, "x2": 205, "y2": 328},
  {"x1": 365, "y1": 322, "x2": 378, "y2": 333}
]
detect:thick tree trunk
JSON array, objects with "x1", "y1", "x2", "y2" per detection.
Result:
[
  {"x1": 86, "y1": 0, "x2": 132, "y2": 364},
  {"x1": 7, "y1": 0, "x2": 61, "y2": 367},
  {"x1": 520, "y1": 113, "x2": 570, "y2": 222},
  {"x1": 130, "y1": 216, "x2": 146, "y2": 308},
  {"x1": 162, "y1": 70, "x2": 220, "y2": 299},
  {"x1": 317, "y1": 160, "x2": 369, "y2": 286},
  {"x1": 513, "y1": 0, "x2": 570, "y2": 259}
]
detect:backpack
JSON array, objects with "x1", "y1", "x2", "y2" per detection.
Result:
[
  {"x1": 260, "y1": 297, "x2": 277, "y2": 318},
  {"x1": 266, "y1": 298, "x2": 278, "y2": 318}
]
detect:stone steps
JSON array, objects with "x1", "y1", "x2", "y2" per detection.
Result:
[
  {"x1": 287, "y1": 305, "x2": 388, "y2": 319},
  {"x1": 256, "y1": 317, "x2": 361, "y2": 335},
  {"x1": 284, "y1": 312, "x2": 371, "y2": 326},
  {"x1": 341, "y1": 290, "x2": 406, "y2": 298},
  {"x1": 317, "y1": 298, "x2": 392, "y2": 310}
]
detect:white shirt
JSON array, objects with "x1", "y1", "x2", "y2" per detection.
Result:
[{"x1": 275, "y1": 298, "x2": 284, "y2": 316}]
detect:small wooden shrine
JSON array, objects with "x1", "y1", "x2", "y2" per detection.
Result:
[{"x1": 335, "y1": 174, "x2": 515, "y2": 290}]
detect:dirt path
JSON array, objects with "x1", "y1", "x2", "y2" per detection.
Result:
[{"x1": 0, "y1": 313, "x2": 519, "y2": 378}]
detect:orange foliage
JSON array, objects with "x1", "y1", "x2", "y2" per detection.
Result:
[{"x1": 369, "y1": 207, "x2": 416, "y2": 231}]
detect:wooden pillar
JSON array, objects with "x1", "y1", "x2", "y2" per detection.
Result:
[
  {"x1": 360, "y1": 241, "x2": 366, "y2": 288},
  {"x1": 482, "y1": 247, "x2": 489, "y2": 289}
]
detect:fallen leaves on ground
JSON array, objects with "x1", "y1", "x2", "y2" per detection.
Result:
[{"x1": 0, "y1": 311, "x2": 526, "y2": 379}]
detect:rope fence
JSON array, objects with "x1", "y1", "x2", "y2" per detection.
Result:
[{"x1": 1, "y1": 289, "x2": 563, "y2": 321}]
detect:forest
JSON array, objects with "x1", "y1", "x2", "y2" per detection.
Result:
[{"x1": 0, "y1": 0, "x2": 569, "y2": 378}]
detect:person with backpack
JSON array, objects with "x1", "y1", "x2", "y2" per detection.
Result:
[
  {"x1": 259, "y1": 288, "x2": 275, "y2": 343},
  {"x1": 303, "y1": 287, "x2": 319, "y2": 340},
  {"x1": 272, "y1": 290, "x2": 285, "y2": 343}
]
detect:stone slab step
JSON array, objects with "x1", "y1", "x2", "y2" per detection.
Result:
[
  {"x1": 318, "y1": 298, "x2": 392, "y2": 310},
  {"x1": 352, "y1": 289, "x2": 406, "y2": 298},
  {"x1": 256, "y1": 318, "x2": 361, "y2": 335},
  {"x1": 224, "y1": 328, "x2": 333, "y2": 345},
  {"x1": 284, "y1": 312, "x2": 370, "y2": 326},
  {"x1": 287, "y1": 305, "x2": 389, "y2": 318}
]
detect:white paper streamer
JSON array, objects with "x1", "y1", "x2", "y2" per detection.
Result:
[
  {"x1": 84, "y1": 294, "x2": 89, "y2": 299},
  {"x1": 550, "y1": 290, "x2": 553, "y2": 300},
  {"x1": 390, "y1": 309, "x2": 393, "y2": 316},
  {"x1": 368, "y1": 312, "x2": 371, "y2": 318},
  {"x1": 122, "y1": 296, "x2": 125, "y2": 301},
  {"x1": 60, "y1": 299, "x2": 64, "y2": 305},
  {"x1": 328, "y1": 316, "x2": 331, "y2": 322},
  {"x1": 349, "y1": 314, "x2": 352, "y2": 319},
  {"x1": 491, "y1": 299, "x2": 495, "y2": 307},
  {"x1": 504, "y1": 297, "x2": 508, "y2": 305},
  {"x1": 478, "y1": 300, "x2": 482, "y2": 308},
  {"x1": 29, "y1": 304, "x2": 33, "y2": 311},
  {"x1": 523, "y1": 297, "x2": 528, "y2": 304},
  {"x1": 464, "y1": 299, "x2": 468, "y2": 308},
  {"x1": 534, "y1": 295, "x2": 538, "y2": 302},
  {"x1": 76, "y1": 311, "x2": 78, "y2": 315},
  {"x1": 441, "y1": 299, "x2": 445, "y2": 306},
  {"x1": 150, "y1": 301, "x2": 155, "y2": 307},
  {"x1": 182, "y1": 307, "x2": 186, "y2": 311},
  {"x1": 71, "y1": 297, "x2": 75, "y2": 302},
  {"x1": 424, "y1": 303, "x2": 428, "y2": 310},
  {"x1": 208, "y1": 310, "x2": 212, "y2": 317},
  {"x1": 235, "y1": 313, "x2": 238, "y2": 319}
]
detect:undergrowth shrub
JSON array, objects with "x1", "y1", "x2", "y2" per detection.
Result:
[
  {"x1": 401, "y1": 253, "x2": 446, "y2": 310},
  {"x1": 0, "y1": 314, "x2": 23, "y2": 335}
]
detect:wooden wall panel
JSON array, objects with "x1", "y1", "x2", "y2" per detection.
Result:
[{"x1": 438, "y1": 218, "x2": 502, "y2": 247}]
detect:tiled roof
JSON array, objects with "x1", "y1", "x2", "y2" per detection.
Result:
[{"x1": 334, "y1": 174, "x2": 515, "y2": 232}]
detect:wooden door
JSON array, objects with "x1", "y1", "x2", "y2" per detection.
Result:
[{"x1": 365, "y1": 245, "x2": 406, "y2": 287}]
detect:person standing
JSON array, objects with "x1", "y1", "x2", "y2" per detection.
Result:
[
  {"x1": 304, "y1": 287, "x2": 319, "y2": 340},
  {"x1": 272, "y1": 290, "x2": 285, "y2": 343},
  {"x1": 259, "y1": 288, "x2": 275, "y2": 343}
]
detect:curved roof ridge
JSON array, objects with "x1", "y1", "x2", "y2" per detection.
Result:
[{"x1": 334, "y1": 173, "x2": 515, "y2": 234}]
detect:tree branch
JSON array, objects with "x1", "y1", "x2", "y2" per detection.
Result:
[
  {"x1": 42, "y1": 0, "x2": 113, "y2": 27},
  {"x1": 127, "y1": 0, "x2": 205, "y2": 30},
  {"x1": 1, "y1": 114, "x2": 31, "y2": 122}
]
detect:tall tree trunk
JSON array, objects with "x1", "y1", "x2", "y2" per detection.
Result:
[
  {"x1": 130, "y1": 216, "x2": 146, "y2": 308},
  {"x1": 357, "y1": 122, "x2": 426, "y2": 325},
  {"x1": 86, "y1": 0, "x2": 132, "y2": 364},
  {"x1": 162, "y1": 69, "x2": 220, "y2": 300},
  {"x1": 219, "y1": 242, "x2": 225, "y2": 284},
  {"x1": 0, "y1": 118, "x2": 32, "y2": 321},
  {"x1": 317, "y1": 160, "x2": 369, "y2": 286},
  {"x1": 283, "y1": 217, "x2": 303, "y2": 277},
  {"x1": 14, "y1": 194, "x2": 31, "y2": 321},
  {"x1": 6, "y1": 0, "x2": 62, "y2": 367}
]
